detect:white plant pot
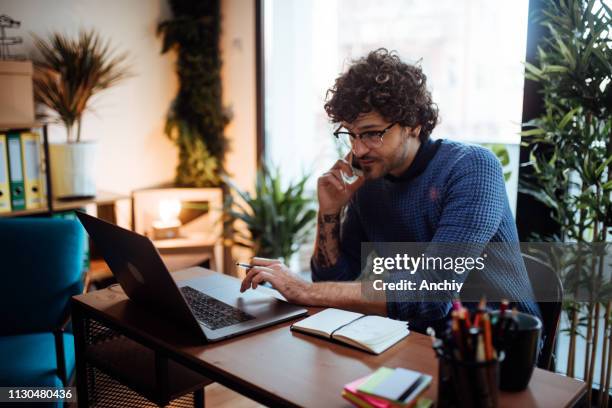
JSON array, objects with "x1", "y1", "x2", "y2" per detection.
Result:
[{"x1": 49, "y1": 142, "x2": 97, "y2": 199}]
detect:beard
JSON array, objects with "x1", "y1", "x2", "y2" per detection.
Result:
[
  {"x1": 361, "y1": 159, "x2": 387, "y2": 179},
  {"x1": 361, "y1": 147, "x2": 409, "y2": 180}
]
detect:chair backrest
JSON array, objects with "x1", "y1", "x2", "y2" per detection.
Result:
[
  {"x1": 0, "y1": 218, "x2": 85, "y2": 335},
  {"x1": 522, "y1": 253, "x2": 563, "y2": 370}
]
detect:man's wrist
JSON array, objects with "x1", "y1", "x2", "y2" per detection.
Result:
[
  {"x1": 305, "y1": 282, "x2": 325, "y2": 307},
  {"x1": 318, "y1": 211, "x2": 341, "y2": 230},
  {"x1": 318, "y1": 211, "x2": 341, "y2": 220}
]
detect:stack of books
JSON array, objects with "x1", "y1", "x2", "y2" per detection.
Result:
[{"x1": 342, "y1": 367, "x2": 432, "y2": 408}]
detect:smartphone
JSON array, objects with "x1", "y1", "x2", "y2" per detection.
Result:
[{"x1": 341, "y1": 154, "x2": 364, "y2": 185}]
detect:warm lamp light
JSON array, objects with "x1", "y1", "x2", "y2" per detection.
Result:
[
  {"x1": 152, "y1": 199, "x2": 182, "y2": 239},
  {"x1": 158, "y1": 199, "x2": 181, "y2": 223}
]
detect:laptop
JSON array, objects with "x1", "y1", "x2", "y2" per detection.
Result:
[{"x1": 76, "y1": 211, "x2": 308, "y2": 342}]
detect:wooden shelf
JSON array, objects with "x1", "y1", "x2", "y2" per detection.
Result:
[
  {"x1": 153, "y1": 233, "x2": 217, "y2": 251},
  {"x1": 53, "y1": 190, "x2": 129, "y2": 211},
  {"x1": 0, "y1": 190, "x2": 129, "y2": 217},
  {"x1": 0, "y1": 206, "x2": 50, "y2": 217},
  {"x1": 0, "y1": 122, "x2": 44, "y2": 131}
]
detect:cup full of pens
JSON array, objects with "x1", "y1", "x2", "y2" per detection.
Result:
[{"x1": 430, "y1": 299, "x2": 518, "y2": 408}]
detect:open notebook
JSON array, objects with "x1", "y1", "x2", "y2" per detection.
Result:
[{"x1": 290, "y1": 308, "x2": 409, "y2": 354}]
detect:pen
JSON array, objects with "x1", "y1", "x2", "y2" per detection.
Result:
[
  {"x1": 451, "y1": 311, "x2": 464, "y2": 360},
  {"x1": 482, "y1": 313, "x2": 494, "y2": 361},
  {"x1": 473, "y1": 297, "x2": 486, "y2": 328},
  {"x1": 461, "y1": 307, "x2": 471, "y2": 329},
  {"x1": 235, "y1": 262, "x2": 254, "y2": 269},
  {"x1": 475, "y1": 329, "x2": 485, "y2": 362}
]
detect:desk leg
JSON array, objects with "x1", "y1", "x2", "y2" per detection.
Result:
[
  {"x1": 155, "y1": 352, "x2": 169, "y2": 406},
  {"x1": 71, "y1": 303, "x2": 89, "y2": 408},
  {"x1": 194, "y1": 388, "x2": 205, "y2": 408}
]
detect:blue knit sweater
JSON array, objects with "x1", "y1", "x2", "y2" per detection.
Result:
[{"x1": 311, "y1": 139, "x2": 540, "y2": 332}]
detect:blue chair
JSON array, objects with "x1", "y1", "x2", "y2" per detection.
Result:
[{"x1": 0, "y1": 218, "x2": 85, "y2": 393}]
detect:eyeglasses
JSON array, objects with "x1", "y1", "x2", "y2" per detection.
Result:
[{"x1": 333, "y1": 122, "x2": 396, "y2": 149}]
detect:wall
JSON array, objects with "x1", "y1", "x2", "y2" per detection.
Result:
[
  {"x1": 2, "y1": 0, "x2": 178, "y2": 195},
  {"x1": 220, "y1": 0, "x2": 258, "y2": 269},
  {"x1": 3, "y1": 0, "x2": 259, "y2": 223},
  {"x1": 220, "y1": 0, "x2": 257, "y2": 193}
]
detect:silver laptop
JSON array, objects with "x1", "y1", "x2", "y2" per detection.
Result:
[{"x1": 76, "y1": 211, "x2": 308, "y2": 342}]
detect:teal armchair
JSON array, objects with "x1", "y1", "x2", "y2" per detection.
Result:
[{"x1": 0, "y1": 218, "x2": 85, "y2": 391}]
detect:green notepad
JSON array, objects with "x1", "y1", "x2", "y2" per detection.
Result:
[
  {"x1": 357, "y1": 367, "x2": 395, "y2": 394},
  {"x1": 357, "y1": 367, "x2": 433, "y2": 406}
]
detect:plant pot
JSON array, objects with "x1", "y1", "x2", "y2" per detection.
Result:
[{"x1": 49, "y1": 142, "x2": 97, "y2": 199}]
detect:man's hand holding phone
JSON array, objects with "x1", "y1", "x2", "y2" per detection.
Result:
[{"x1": 317, "y1": 152, "x2": 365, "y2": 215}]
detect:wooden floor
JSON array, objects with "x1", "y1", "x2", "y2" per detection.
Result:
[{"x1": 205, "y1": 383, "x2": 265, "y2": 408}]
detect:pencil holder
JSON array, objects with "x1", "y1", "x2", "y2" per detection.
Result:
[{"x1": 436, "y1": 353, "x2": 502, "y2": 408}]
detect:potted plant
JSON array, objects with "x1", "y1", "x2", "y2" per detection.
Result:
[
  {"x1": 224, "y1": 164, "x2": 317, "y2": 268},
  {"x1": 520, "y1": 0, "x2": 611, "y2": 405},
  {"x1": 32, "y1": 30, "x2": 129, "y2": 198}
]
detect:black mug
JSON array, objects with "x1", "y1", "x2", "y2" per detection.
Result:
[{"x1": 493, "y1": 311, "x2": 542, "y2": 391}]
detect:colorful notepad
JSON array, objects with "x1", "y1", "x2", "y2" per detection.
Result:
[
  {"x1": 342, "y1": 368, "x2": 433, "y2": 408},
  {"x1": 343, "y1": 375, "x2": 395, "y2": 408}
]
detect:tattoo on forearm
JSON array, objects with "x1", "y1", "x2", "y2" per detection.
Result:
[{"x1": 314, "y1": 212, "x2": 341, "y2": 268}]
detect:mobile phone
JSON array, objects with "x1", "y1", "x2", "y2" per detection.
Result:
[{"x1": 341, "y1": 155, "x2": 364, "y2": 185}]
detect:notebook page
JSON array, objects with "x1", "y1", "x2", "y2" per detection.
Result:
[
  {"x1": 333, "y1": 315, "x2": 409, "y2": 352},
  {"x1": 292, "y1": 308, "x2": 364, "y2": 337}
]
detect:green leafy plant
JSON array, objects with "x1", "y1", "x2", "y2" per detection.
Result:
[
  {"x1": 157, "y1": 0, "x2": 230, "y2": 187},
  {"x1": 519, "y1": 0, "x2": 611, "y2": 404},
  {"x1": 32, "y1": 30, "x2": 130, "y2": 143},
  {"x1": 223, "y1": 165, "x2": 317, "y2": 264},
  {"x1": 484, "y1": 143, "x2": 512, "y2": 182}
]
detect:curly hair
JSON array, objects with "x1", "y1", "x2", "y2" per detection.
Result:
[{"x1": 324, "y1": 48, "x2": 439, "y2": 141}]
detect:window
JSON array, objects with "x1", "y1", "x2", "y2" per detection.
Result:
[{"x1": 264, "y1": 0, "x2": 529, "y2": 203}]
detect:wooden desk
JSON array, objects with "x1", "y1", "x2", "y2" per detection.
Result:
[{"x1": 72, "y1": 268, "x2": 586, "y2": 408}]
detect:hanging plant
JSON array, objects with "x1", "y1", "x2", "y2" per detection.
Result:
[{"x1": 158, "y1": 0, "x2": 230, "y2": 187}]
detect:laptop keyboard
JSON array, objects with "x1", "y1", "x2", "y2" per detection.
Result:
[{"x1": 180, "y1": 286, "x2": 255, "y2": 330}]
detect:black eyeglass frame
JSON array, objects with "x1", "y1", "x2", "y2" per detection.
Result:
[{"x1": 333, "y1": 122, "x2": 397, "y2": 148}]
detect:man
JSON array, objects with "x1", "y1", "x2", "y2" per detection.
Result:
[{"x1": 240, "y1": 49, "x2": 539, "y2": 333}]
